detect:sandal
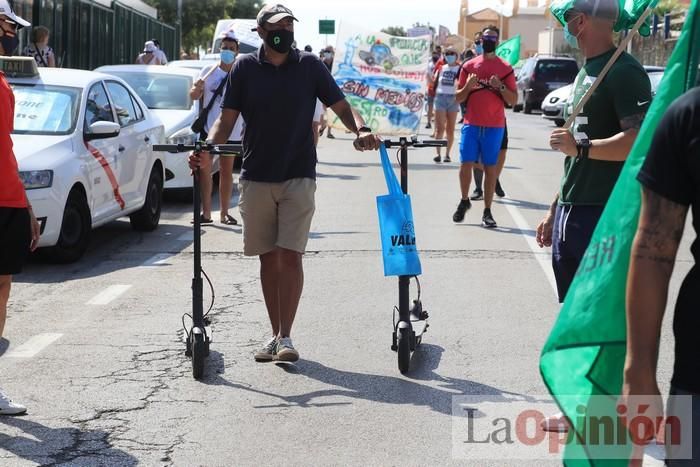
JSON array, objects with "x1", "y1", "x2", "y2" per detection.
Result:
[
  {"x1": 220, "y1": 214, "x2": 238, "y2": 225},
  {"x1": 191, "y1": 214, "x2": 213, "y2": 224}
]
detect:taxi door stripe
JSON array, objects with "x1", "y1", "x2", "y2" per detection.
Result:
[{"x1": 86, "y1": 143, "x2": 126, "y2": 210}]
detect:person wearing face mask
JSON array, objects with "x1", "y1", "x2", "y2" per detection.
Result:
[
  {"x1": 431, "y1": 46, "x2": 461, "y2": 163},
  {"x1": 189, "y1": 29, "x2": 244, "y2": 226},
  {"x1": 22, "y1": 26, "x2": 55, "y2": 67},
  {"x1": 192, "y1": 3, "x2": 382, "y2": 363},
  {"x1": 135, "y1": 40, "x2": 164, "y2": 65},
  {"x1": 472, "y1": 31, "x2": 484, "y2": 56},
  {"x1": 453, "y1": 26, "x2": 517, "y2": 229},
  {"x1": 535, "y1": 0, "x2": 651, "y2": 433},
  {"x1": 0, "y1": 1, "x2": 41, "y2": 415},
  {"x1": 425, "y1": 46, "x2": 442, "y2": 131}
]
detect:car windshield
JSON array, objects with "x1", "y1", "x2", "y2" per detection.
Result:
[
  {"x1": 10, "y1": 84, "x2": 81, "y2": 135},
  {"x1": 536, "y1": 60, "x2": 579, "y2": 82},
  {"x1": 105, "y1": 72, "x2": 193, "y2": 110}
]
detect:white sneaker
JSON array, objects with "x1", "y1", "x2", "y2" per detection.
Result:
[
  {"x1": 276, "y1": 337, "x2": 299, "y2": 362},
  {"x1": 0, "y1": 389, "x2": 27, "y2": 415}
]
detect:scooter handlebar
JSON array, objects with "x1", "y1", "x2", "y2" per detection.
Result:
[
  {"x1": 152, "y1": 142, "x2": 243, "y2": 154},
  {"x1": 383, "y1": 138, "x2": 447, "y2": 148}
]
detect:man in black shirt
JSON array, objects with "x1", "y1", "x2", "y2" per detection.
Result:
[
  {"x1": 623, "y1": 87, "x2": 700, "y2": 465},
  {"x1": 196, "y1": 4, "x2": 380, "y2": 363}
]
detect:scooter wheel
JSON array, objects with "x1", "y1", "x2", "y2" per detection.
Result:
[
  {"x1": 397, "y1": 327, "x2": 410, "y2": 374},
  {"x1": 191, "y1": 332, "x2": 206, "y2": 380}
]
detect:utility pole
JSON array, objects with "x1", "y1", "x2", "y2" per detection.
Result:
[{"x1": 177, "y1": 0, "x2": 183, "y2": 54}]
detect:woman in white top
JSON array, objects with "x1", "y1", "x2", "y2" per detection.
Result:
[
  {"x1": 22, "y1": 26, "x2": 55, "y2": 67},
  {"x1": 135, "y1": 41, "x2": 164, "y2": 65},
  {"x1": 189, "y1": 30, "x2": 243, "y2": 225},
  {"x1": 432, "y1": 47, "x2": 461, "y2": 163}
]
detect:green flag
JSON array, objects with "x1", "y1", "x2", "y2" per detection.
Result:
[
  {"x1": 496, "y1": 34, "x2": 521, "y2": 66},
  {"x1": 550, "y1": 0, "x2": 658, "y2": 36},
  {"x1": 540, "y1": 0, "x2": 700, "y2": 465}
]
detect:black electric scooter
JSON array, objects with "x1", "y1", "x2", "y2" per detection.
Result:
[
  {"x1": 383, "y1": 136, "x2": 447, "y2": 374},
  {"x1": 153, "y1": 141, "x2": 241, "y2": 379}
]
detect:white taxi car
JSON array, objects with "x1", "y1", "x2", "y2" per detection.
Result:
[
  {"x1": 4, "y1": 57, "x2": 165, "y2": 263},
  {"x1": 95, "y1": 65, "x2": 215, "y2": 192}
]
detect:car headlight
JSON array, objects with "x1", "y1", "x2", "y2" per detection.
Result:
[
  {"x1": 166, "y1": 127, "x2": 198, "y2": 146},
  {"x1": 19, "y1": 170, "x2": 53, "y2": 190}
]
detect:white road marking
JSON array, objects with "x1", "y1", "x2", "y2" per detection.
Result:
[
  {"x1": 500, "y1": 199, "x2": 558, "y2": 298},
  {"x1": 142, "y1": 254, "x2": 173, "y2": 267},
  {"x1": 5, "y1": 333, "x2": 63, "y2": 358},
  {"x1": 86, "y1": 285, "x2": 132, "y2": 305}
]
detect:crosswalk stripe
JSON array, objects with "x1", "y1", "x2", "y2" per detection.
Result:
[
  {"x1": 86, "y1": 284, "x2": 132, "y2": 305},
  {"x1": 5, "y1": 333, "x2": 63, "y2": 358}
]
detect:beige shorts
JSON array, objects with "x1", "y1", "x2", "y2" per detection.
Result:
[{"x1": 238, "y1": 178, "x2": 316, "y2": 256}]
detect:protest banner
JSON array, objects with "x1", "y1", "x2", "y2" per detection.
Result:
[{"x1": 328, "y1": 23, "x2": 431, "y2": 135}]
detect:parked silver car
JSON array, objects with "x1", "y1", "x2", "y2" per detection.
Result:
[{"x1": 541, "y1": 65, "x2": 666, "y2": 127}]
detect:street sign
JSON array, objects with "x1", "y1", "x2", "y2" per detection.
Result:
[{"x1": 319, "y1": 19, "x2": 335, "y2": 35}]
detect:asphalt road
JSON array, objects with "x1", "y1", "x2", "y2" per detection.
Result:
[{"x1": 0, "y1": 110, "x2": 688, "y2": 466}]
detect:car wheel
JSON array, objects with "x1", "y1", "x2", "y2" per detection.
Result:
[
  {"x1": 555, "y1": 119, "x2": 565, "y2": 127},
  {"x1": 45, "y1": 188, "x2": 91, "y2": 263},
  {"x1": 130, "y1": 165, "x2": 163, "y2": 231}
]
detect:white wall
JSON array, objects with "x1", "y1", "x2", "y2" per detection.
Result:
[{"x1": 508, "y1": 15, "x2": 552, "y2": 56}]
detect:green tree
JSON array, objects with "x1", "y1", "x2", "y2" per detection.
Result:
[
  {"x1": 143, "y1": 0, "x2": 261, "y2": 53},
  {"x1": 380, "y1": 26, "x2": 407, "y2": 37}
]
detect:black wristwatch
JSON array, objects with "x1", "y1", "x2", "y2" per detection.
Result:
[
  {"x1": 358, "y1": 126, "x2": 372, "y2": 134},
  {"x1": 576, "y1": 139, "x2": 592, "y2": 159}
]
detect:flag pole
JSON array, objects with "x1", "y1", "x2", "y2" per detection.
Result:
[{"x1": 564, "y1": 7, "x2": 654, "y2": 129}]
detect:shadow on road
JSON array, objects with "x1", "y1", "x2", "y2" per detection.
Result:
[
  {"x1": 203, "y1": 344, "x2": 546, "y2": 416},
  {"x1": 0, "y1": 417, "x2": 138, "y2": 466}
]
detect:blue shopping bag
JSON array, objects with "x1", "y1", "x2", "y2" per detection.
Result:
[{"x1": 376, "y1": 144, "x2": 422, "y2": 277}]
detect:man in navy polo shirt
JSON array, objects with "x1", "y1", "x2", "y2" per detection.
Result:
[{"x1": 196, "y1": 4, "x2": 381, "y2": 363}]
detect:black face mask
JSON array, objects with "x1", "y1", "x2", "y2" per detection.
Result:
[
  {"x1": 0, "y1": 35, "x2": 18, "y2": 55},
  {"x1": 265, "y1": 29, "x2": 294, "y2": 54},
  {"x1": 431, "y1": 55, "x2": 439, "y2": 63},
  {"x1": 482, "y1": 40, "x2": 497, "y2": 53}
]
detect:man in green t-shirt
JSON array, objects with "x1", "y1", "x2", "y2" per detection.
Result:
[{"x1": 534, "y1": 0, "x2": 651, "y2": 432}]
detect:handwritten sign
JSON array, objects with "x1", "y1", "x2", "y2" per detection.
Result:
[{"x1": 330, "y1": 24, "x2": 431, "y2": 135}]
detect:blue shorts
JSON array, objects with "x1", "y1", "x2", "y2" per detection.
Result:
[
  {"x1": 434, "y1": 94, "x2": 459, "y2": 113},
  {"x1": 459, "y1": 125, "x2": 505, "y2": 166}
]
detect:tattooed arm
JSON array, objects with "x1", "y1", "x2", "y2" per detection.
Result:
[
  {"x1": 624, "y1": 186, "x2": 688, "y2": 380},
  {"x1": 584, "y1": 113, "x2": 645, "y2": 162}
]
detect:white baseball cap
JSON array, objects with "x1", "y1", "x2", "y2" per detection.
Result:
[
  {"x1": 219, "y1": 29, "x2": 239, "y2": 42},
  {"x1": 0, "y1": 0, "x2": 30, "y2": 28},
  {"x1": 143, "y1": 40, "x2": 156, "y2": 53}
]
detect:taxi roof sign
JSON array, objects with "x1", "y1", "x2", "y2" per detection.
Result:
[{"x1": 0, "y1": 57, "x2": 39, "y2": 78}]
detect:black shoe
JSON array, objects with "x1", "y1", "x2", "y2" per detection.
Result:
[
  {"x1": 433, "y1": 154, "x2": 441, "y2": 163},
  {"x1": 425, "y1": 122, "x2": 432, "y2": 129},
  {"x1": 453, "y1": 199, "x2": 471, "y2": 223},
  {"x1": 482, "y1": 209, "x2": 497, "y2": 228},
  {"x1": 470, "y1": 188, "x2": 483, "y2": 201},
  {"x1": 443, "y1": 155, "x2": 451, "y2": 163},
  {"x1": 495, "y1": 180, "x2": 506, "y2": 198}
]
